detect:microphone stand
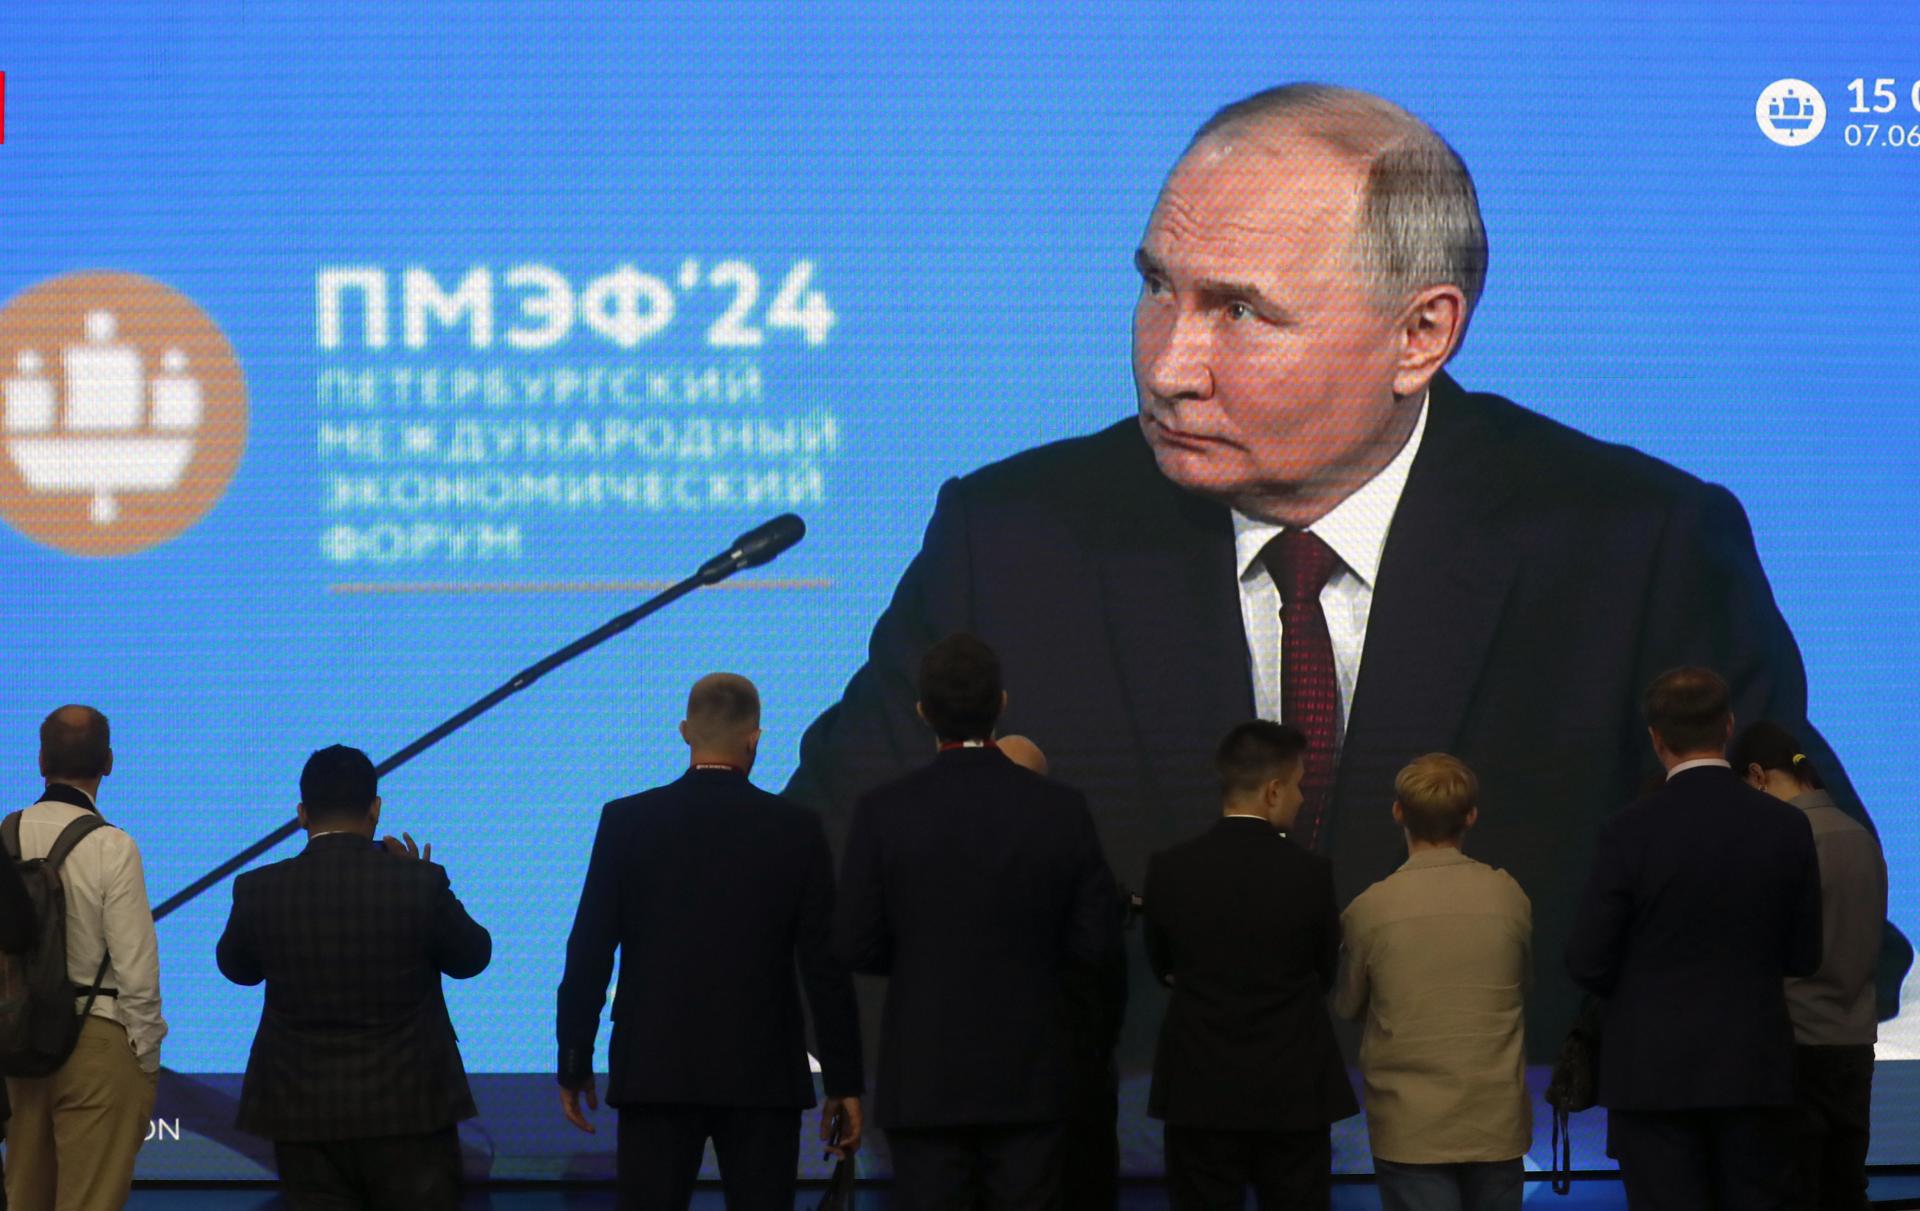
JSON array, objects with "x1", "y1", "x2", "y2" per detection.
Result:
[{"x1": 152, "y1": 525, "x2": 789, "y2": 922}]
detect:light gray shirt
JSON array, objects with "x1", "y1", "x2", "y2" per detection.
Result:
[{"x1": 1787, "y1": 789, "x2": 1885, "y2": 1045}]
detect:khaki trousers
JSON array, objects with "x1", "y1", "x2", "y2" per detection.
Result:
[{"x1": 4, "y1": 1017, "x2": 157, "y2": 1211}]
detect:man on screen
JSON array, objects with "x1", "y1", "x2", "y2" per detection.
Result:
[{"x1": 787, "y1": 81, "x2": 1908, "y2": 1060}]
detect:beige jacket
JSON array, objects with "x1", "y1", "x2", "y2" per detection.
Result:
[{"x1": 1335, "y1": 848, "x2": 1531, "y2": 1164}]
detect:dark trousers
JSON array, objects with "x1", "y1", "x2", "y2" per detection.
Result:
[
  {"x1": 1062, "y1": 1055, "x2": 1119, "y2": 1211},
  {"x1": 1163, "y1": 1123, "x2": 1331, "y2": 1211},
  {"x1": 1609, "y1": 1106, "x2": 1795, "y2": 1211},
  {"x1": 617, "y1": 1104, "x2": 799, "y2": 1211},
  {"x1": 1373, "y1": 1157, "x2": 1523, "y2": 1211},
  {"x1": 1792, "y1": 1044, "x2": 1874, "y2": 1211},
  {"x1": 272, "y1": 1126, "x2": 461, "y2": 1211},
  {"x1": 886, "y1": 1121, "x2": 1066, "y2": 1211}
]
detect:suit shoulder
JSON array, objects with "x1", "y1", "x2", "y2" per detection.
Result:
[
  {"x1": 947, "y1": 420, "x2": 1155, "y2": 519},
  {"x1": 1452, "y1": 385, "x2": 1725, "y2": 513}
]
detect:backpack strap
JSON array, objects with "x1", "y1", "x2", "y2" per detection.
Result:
[
  {"x1": 43, "y1": 814, "x2": 110, "y2": 871},
  {"x1": 35, "y1": 813, "x2": 116, "y2": 1012},
  {"x1": 1, "y1": 811, "x2": 20, "y2": 863}
]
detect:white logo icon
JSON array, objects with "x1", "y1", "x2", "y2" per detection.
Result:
[
  {"x1": 1757, "y1": 79, "x2": 1826, "y2": 146},
  {"x1": 5, "y1": 310, "x2": 203, "y2": 524}
]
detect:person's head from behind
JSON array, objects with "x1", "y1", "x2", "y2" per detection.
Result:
[
  {"x1": 1216, "y1": 720, "x2": 1308, "y2": 830},
  {"x1": 1133, "y1": 83, "x2": 1485, "y2": 525},
  {"x1": 40, "y1": 704, "x2": 112, "y2": 790},
  {"x1": 1392, "y1": 752, "x2": 1479, "y2": 850},
  {"x1": 1643, "y1": 666, "x2": 1734, "y2": 768},
  {"x1": 679, "y1": 672, "x2": 763, "y2": 771},
  {"x1": 916, "y1": 633, "x2": 1005, "y2": 744},
  {"x1": 298, "y1": 745, "x2": 380, "y2": 837},
  {"x1": 1729, "y1": 719, "x2": 1823, "y2": 803}
]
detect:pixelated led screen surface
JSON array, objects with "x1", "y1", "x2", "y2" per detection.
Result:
[{"x1": 1, "y1": 0, "x2": 1915, "y2": 1182}]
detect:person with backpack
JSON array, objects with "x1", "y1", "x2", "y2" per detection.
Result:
[
  {"x1": 2, "y1": 705, "x2": 167, "y2": 1211},
  {"x1": 0, "y1": 834, "x2": 31, "y2": 1210}
]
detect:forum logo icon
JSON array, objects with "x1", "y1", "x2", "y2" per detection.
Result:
[
  {"x1": 0, "y1": 272, "x2": 246, "y2": 556},
  {"x1": 1757, "y1": 79, "x2": 1826, "y2": 146}
]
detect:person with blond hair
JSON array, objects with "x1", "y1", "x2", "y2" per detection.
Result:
[{"x1": 1336, "y1": 753, "x2": 1532, "y2": 1211}]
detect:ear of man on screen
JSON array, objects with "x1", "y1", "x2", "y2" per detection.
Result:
[{"x1": 998, "y1": 734, "x2": 1048, "y2": 775}]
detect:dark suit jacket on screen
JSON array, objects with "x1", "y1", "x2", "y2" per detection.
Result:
[
  {"x1": 834, "y1": 747, "x2": 1120, "y2": 1128},
  {"x1": 787, "y1": 372, "x2": 1908, "y2": 1057},
  {"x1": 555, "y1": 768, "x2": 863, "y2": 1108},
  {"x1": 216, "y1": 833, "x2": 492, "y2": 1141},
  {"x1": 1143, "y1": 817, "x2": 1357, "y2": 1130},
  {"x1": 1565, "y1": 765, "x2": 1821, "y2": 1110}
]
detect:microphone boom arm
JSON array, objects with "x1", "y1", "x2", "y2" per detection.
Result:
[{"x1": 151, "y1": 515, "x2": 803, "y2": 921}]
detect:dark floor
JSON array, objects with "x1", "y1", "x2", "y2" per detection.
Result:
[{"x1": 115, "y1": 1171, "x2": 1920, "y2": 1209}]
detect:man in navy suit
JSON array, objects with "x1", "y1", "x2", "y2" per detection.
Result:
[
  {"x1": 1566, "y1": 667, "x2": 1822, "y2": 1210},
  {"x1": 835, "y1": 634, "x2": 1120, "y2": 1210},
  {"x1": 556, "y1": 673, "x2": 864, "y2": 1211},
  {"x1": 787, "y1": 82, "x2": 1905, "y2": 1065},
  {"x1": 1143, "y1": 721, "x2": 1356, "y2": 1210}
]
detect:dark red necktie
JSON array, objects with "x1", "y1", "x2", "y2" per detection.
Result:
[{"x1": 1258, "y1": 530, "x2": 1343, "y2": 851}]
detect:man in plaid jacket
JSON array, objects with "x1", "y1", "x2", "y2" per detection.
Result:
[{"x1": 217, "y1": 745, "x2": 492, "y2": 1209}]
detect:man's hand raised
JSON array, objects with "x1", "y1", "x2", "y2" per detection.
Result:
[
  {"x1": 380, "y1": 832, "x2": 432, "y2": 862},
  {"x1": 560, "y1": 1077, "x2": 600, "y2": 1134}
]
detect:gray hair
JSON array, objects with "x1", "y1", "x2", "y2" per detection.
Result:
[{"x1": 1191, "y1": 83, "x2": 1488, "y2": 336}]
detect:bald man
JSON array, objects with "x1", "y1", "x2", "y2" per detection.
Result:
[
  {"x1": 557, "y1": 674, "x2": 865, "y2": 1211},
  {"x1": 4, "y1": 706, "x2": 165, "y2": 1211}
]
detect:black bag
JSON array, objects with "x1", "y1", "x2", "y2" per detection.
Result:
[
  {"x1": 1542, "y1": 997, "x2": 1604, "y2": 1195},
  {"x1": 0, "y1": 811, "x2": 113, "y2": 1078},
  {"x1": 812, "y1": 1156, "x2": 855, "y2": 1211}
]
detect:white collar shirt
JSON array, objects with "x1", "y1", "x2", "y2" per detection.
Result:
[
  {"x1": 1667, "y1": 758, "x2": 1733, "y2": 779},
  {"x1": 15, "y1": 789, "x2": 168, "y2": 1072},
  {"x1": 1231, "y1": 395, "x2": 1430, "y2": 746}
]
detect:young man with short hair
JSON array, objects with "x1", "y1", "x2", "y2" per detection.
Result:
[{"x1": 1335, "y1": 753, "x2": 1532, "y2": 1211}]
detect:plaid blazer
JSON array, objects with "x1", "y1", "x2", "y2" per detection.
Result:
[{"x1": 216, "y1": 832, "x2": 491, "y2": 1140}]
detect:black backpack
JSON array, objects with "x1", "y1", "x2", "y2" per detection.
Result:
[
  {"x1": 1542, "y1": 996, "x2": 1604, "y2": 1195},
  {"x1": 0, "y1": 810, "x2": 114, "y2": 1077}
]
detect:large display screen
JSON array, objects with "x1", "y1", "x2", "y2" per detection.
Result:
[{"x1": 1, "y1": 0, "x2": 1914, "y2": 1183}]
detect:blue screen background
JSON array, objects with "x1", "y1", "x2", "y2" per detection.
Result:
[{"x1": 0, "y1": 0, "x2": 1915, "y2": 1179}]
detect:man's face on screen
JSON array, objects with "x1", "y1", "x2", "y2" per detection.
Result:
[{"x1": 1132, "y1": 134, "x2": 1407, "y2": 522}]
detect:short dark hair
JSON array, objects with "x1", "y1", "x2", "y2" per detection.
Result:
[
  {"x1": 1728, "y1": 720, "x2": 1824, "y2": 790},
  {"x1": 300, "y1": 745, "x2": 379, "y2": 822},
  {"x1": 1643, "y1": 666, "x2": 1733, "y2": 755},
  {"x1": 683, "y1": 672, "x2": 760, "y2": 748},
  {"x1": 1215, "y1": 721, "x2": 1308, "y2": 799},
  {"x1": 918, "y1": 633, "x2": 1003, "y2": 742},
  {"x1": 40, "y1": 705, "x2": 110, "y2": 780},
  {"x1": 1395, "y1": 753, "x2": 1479, "y2": 842}
]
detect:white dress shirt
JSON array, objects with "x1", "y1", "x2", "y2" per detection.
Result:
[
  {"x1": 15, "y1": 788, "x2": 167, "y2": 1072},
  {"x1": 1232, "y1": 396, "x2": 1429, "y2": 747},
  {"x1": 1667, "y1": 757, "x2": 1733, "y2": 778}
]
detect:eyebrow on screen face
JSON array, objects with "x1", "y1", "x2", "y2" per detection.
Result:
[{"x1": 1135, "y1": 248, "x2": 1288, "y2": 318}]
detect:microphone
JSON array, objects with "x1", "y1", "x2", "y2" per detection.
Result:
[{"x1": 696, "y1": 513, "x2": 807, "y2": 585}]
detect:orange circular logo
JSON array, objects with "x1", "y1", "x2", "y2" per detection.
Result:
[{"x1": 0, "y1": 272, "x2": 247, "y2": 557}]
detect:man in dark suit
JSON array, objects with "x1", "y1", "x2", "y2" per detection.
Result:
[
  {"x1": 835, "y1": 634, "x2": 1120, "y2": 1210},
  {"x1": 216, "y1": 745, "x2": 492, "y2": 1210},
  {"x1": 1143, "y1": 721, "x2": 1356, "y2": 1210},
  {"x1": 787, "y1": 82, "x2": 1906, "y2": 1065},
  {"x1": 0, "y1": 827, "x2": 26, "y2": 1210},
  {"x1": 556, "y1": 673, "x2": 864, "y2": 1211},
  {"x1": 1566, "y1": 668, "x2": 1823, "y2": 1210}
]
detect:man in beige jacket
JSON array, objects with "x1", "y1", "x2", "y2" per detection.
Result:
[{"x1": 1335, "y1": 754, "x2": 1532, "y2": 1211}]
